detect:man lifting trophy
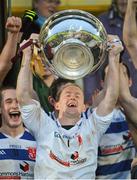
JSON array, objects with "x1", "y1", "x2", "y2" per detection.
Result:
[{"x1": 17, "y1": 9, "x2": 123, "y2": 179}]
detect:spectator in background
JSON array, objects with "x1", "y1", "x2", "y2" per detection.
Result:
[
  {"x1": 119, "y1": 62, "x2": 137, "y2": 179},
  {"x1": 0, "y1": 16, "x2": 22, "y2": 84},
  {"x1": 98, "y1": 0, "x2": 137, "y2": 97},
  {"x1": 121, "y1": 1, "x2": 137, "y2": 178},
  {"x1": 21, "y1": 0, "x2": 61, "y2": 41},
  {"x1": 121, "y1": 0, "x2": 137, "y2": 128},
  {"x1": 84, "y1": 0, "x2": 137, "y2": 105},
  {"x1": 95, "y1": 63, "x2": 136, "y2": 179},
  {"x1": 3, "y1": 0, "x2": 61, "y2": 112},
  {"x1": 0, "y1": 86, "x2": 36, "y2": 179}
]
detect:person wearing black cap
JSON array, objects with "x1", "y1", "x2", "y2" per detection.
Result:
[{"x1": 21, "y1": 0, "x2": 61, "y2": 41}]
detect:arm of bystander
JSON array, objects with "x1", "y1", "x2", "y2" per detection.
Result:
[
  {"x1": 123, "y1": 0, "x2": 137, "y2": 69},
  {"x1": 0, "y1": 16, "x2": 22, "y2": 83}
]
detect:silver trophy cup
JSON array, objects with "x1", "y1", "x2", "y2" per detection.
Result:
[{"x1": 39, "y1": 9, "x2": 107, "y2": 80}]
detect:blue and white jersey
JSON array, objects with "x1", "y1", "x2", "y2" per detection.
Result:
[
  {"x1": 0, "y1": 129, "x2": 36, "y2": 179},
  {"x1": 20, "y1": 100, "x2": 114, "y2": 179},
  {"x1": 96, "y1": 108, "x2": 136, "y2": 179}
]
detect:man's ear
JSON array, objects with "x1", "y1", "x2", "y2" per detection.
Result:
[
  {"x1": 82, "y1": 104, "x2": 86, "y2": 113},
  {"x1": 54, "y1": 102, "x2": 60, "y2": 111},
  {"x1": 48, "y1": 96, "x2": 55, "y2": 107}
]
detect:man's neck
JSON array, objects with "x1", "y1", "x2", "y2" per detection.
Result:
[
  {"x1": 58, "y1": 114, "x2": 81, "y2": 126},
  {"x1": 0, "y1": 125, "x2": 25, "y2": 138}
]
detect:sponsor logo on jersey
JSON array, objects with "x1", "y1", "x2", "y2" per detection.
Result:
[
  {"x1": 0, "y1": 171, "x2": 33, "y2": 179},
  {"x1": 0, "y1": 150, "x2": 6, "y2": 155},
  {"x1": 27, "y1": 147, "x2": 36, "y2": 160},
  {"x1": 123, "y1": 131, "x2": 132, "y2": 142},
  {"x1": 0, "y1": 175, "x2": 20, "y2": 179},
  {"x1": 20, "y1": 161, "x2": 29, "y2": 172},
  {"x1": 54, "y1": 131, "x2": 76, "y2": 140},
  {"x1": 101, "y1": 145, "x2": 124, "y2": 155},
  {"x1": 100, "y1": 134, "x2": 134, "y2": 156},
  {"x1": 49, "y1": 150, "x2": 87, "y2": 167},
  {"x1": 9, "y1": 145, "x2": 21, "y2": 149},
  {"x1": 71, "y1": 151, "x2": 79, "y2": 160}
]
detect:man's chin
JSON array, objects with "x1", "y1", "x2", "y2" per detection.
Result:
[
  {"x1": 8, "y1": 121, "x2": 22, "y2": 129},
  {"x1": 66, "y1": 109, "x2": 80, "y2": 118}
]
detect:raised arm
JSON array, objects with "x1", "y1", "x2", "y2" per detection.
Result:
[
  {"x1": 0, "y1": 16, "x2": 22, "y2": 83},
  {"x1": 16, "y1": 34, "x2": 39, "y2": 106},
  {"x1": 16, "y1": 33, "x2": 55, "y2": 106},
  {"x1": 119, "y1": 63, "x2": 137, "y2": 125},
  {"x1": 96, "y1": 35, "x2": 123, "y2": 116},
  {"x1": 119, "y1": 63, "x2": 137, "y2": 146},
  {"x1": 123, "y1": 0, "x2": 137, "y2": 68}
]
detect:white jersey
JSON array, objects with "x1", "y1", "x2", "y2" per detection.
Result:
[
  {"x1": 20, "y1": 100, "x2": 114, "y2": 179},
  {"x1": 0, "y1": 129, "x2": 36, "y2": 179}
]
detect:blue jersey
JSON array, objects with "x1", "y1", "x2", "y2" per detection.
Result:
[
  {"x1": 0, "y1": 129, "x2": 36, "y2": 179},
  {"x1": 96, "y1": 108, "x2": 136, "y2": 179}
]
